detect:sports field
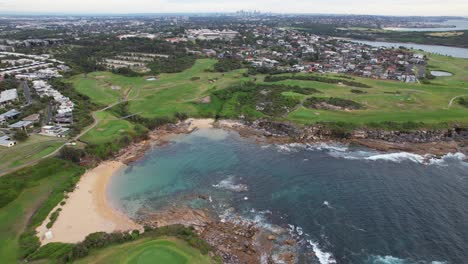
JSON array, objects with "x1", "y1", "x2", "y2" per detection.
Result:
[{"x1": 74, "y1": 238, "x2": 215, "y2": 264}]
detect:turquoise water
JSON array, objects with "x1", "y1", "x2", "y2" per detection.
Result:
[{"x1": 109, "y1": 129, "x2": 468, "y2": 264}]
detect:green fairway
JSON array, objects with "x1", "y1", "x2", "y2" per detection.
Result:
[
  {"x1": 81, "y1": 111, "x2": 138, "y2": 145},
  {"x1": 73, "y1": 238, "x2": 215, "y2": 264},
  {"x1": 71, "y1": 56, "x2": 468, "y2": 128},
  {"x1": 71, "y1": 59, "x2": 252, "y2": 119},
  {"x1": 0, "y1": 135, "x2": 65, "y2": 174}
]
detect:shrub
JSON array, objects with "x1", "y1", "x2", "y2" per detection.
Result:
[
  {"x1": 13, "y1": 130, "x2": 29, "y2": 142},
  {"x1": 60, "y1": 147, "x2": 86, "y2": 163},
  {"x1": 213, "y1": 58, "x2": 242, "y2": 72},
  {"x1": 458, "y1": 97, "x2": 468, "y2": 108},
  {"x1": 350, "y1": 89, "x2": 367, "y2": 94},
  {"x1": 304, "y1": 97, "x2": 364, "y2": 110},
  {"x1": 264, "y1": 74, "x2": 372, "y2": 88}
]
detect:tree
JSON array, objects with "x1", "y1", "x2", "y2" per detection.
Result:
[
  {"x1": 13, "y1": 130, "x2": 29, "y2": 142},
  {"x1": 60, "y1": 147, "x2": 85, "y2": 163}
]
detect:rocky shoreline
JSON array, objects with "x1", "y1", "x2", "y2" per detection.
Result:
[
  {"x1": 137, "y1": 203, "x2": 300, "y2": 264},
  {"x1": 109, "y1": 118, "x2": 467, "y2": 263},
  {"x1": 217, "y1": 119, "x2": 468, "y2": 157}
]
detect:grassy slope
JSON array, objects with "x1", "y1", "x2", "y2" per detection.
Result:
[
  {"x1": 71, "y1": 56, "x2": 468, "y2": 127},
  {"x1": 0, "y1": 135, "x2": 65, "y2": 174},
  {"x1": 71, "y1": 59, "x2": 251, "y2": 119},
  {"x1": 73, "y1": 237, "x2": 214, "y2": 264},
  {"x1": 285, "y1": 54, "x2": 468, "y2": 125},
  {"x1": 80, "y1": 111, "x2": 136, "y2": 145},
  {"x1": 0, "y1": 159, "x2": 84, "y2": 264}
]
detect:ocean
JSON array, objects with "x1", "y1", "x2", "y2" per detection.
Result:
[{"x1": 108, "y1": 128, "x2": 468, "y2": 264}]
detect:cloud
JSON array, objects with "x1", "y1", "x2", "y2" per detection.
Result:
[{"x1": 0, "y1": 0, "x2": 466, "y2": 16}]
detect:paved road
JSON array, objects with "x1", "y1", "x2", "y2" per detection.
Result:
[
  {"x1": 0, "y1": 100, "x2": 125, "y2": 177},
  {"x1": 21, "y1": 80, "x2": 32, "y2": 105}
]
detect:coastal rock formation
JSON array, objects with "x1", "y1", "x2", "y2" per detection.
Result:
[
  {"x1": 138, "y1": 205, "x2": 296, "y2": 264},
  {"x1": 233, "y1": 119, "x2": 468, "y2": 156}
]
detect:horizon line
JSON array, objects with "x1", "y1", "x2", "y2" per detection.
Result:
[{"x1": 0, "y1": 11, "x2": 467, "y2": 18}]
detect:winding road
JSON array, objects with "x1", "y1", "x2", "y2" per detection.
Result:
[{"x1": 0, "y1": 100, "x2": 126, "y2": 177}]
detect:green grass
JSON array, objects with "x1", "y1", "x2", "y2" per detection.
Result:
[
  {"x1": 72, "y1": 59, "x2": 252, "y2": 119},
  {"x1": 73, "y1": 238, "x2": 215, "y2": 264},
  {"x1": 0, "y1": 159, "x2": 84, "y2": 263},
  {"x1": 81, "y1": 111, "x2": 136, "y2": 145},
  {"x1": 0, "y1": 135, "x2": 65, "y2": 174},
  {"x1": 71, "y1": 56, "x2": 468, "y2": 128}
]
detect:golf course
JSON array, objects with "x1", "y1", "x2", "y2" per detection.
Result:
[
  {"x1": 74, "y1": 238, "x2": 215, "y2": 264},
  {"x1": 70, "y1": 54, "x2": 468, "y2": 132}
]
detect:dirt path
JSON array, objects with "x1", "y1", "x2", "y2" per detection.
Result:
[{"x1": 448, "y1": 95, "x2": 468, "y2": 108}]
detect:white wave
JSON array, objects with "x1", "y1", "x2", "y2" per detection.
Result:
[
  {"x1": 322, "y1": 201, "x2": 333, "y2": 209},
  {"x1": 307, "y1": 240, "x2": 337, "y2": 264},
  {"x1": 368, "y1": 255, "x2": 447, "y2": 264},
  {"x1": 428, "y1": 152, "x2": 466, "y2": 166},
  {"x1": 212, "y1": 176, "x2": 248, "y2": 192},
  {"x1": 275, "y1": 142, "x2": 467, "y2": 166},
  {"x1": 275, "y1": 142, "x2": 349, "y2": 154},
  {"x1": 365, "y1": 152, "x2": 426, "y2": 163},
  {"x1": 368, "y1": 255, "x2": 407, "y2": 264},
  {"x1": 308, "y1": 143, "x2": 349, "y2": 152},
  {"x1": 219, "y1": 207, "x2": 283, "y2": 233},
  {"x1": 296, "y1": 226, "x2": 304, "y2": 236}
]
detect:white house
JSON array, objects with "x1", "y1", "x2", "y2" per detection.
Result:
[{"x1": 0, "y1": 135, "x2": 16, "y2": 147}]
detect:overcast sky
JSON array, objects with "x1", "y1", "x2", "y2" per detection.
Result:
[{"x1": 0, "y1": 0, "x2": 467, "y2": 16}]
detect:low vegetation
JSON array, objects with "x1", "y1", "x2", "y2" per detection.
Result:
[
  {"x1": 458, "y1": 97, "x2": 468, "y2": 108},
  {"x1": 27, "y1": 225, "x2": 218, "y2": 264},
  {"x1": 304, "y1": 97, "x2": 364, "y2": 110},
  {"x1": 209, "y1": 82, "x2": 321, "y2": 118},
  {"x1": 213, "y1": 58, "x2": 243, "y2": 72},
  {"x1": 264, "y1": 74, "x2": 372, "y2": 88},
  {"x1": 0, "y1": 158, "x2": 84, "y2": 263}
]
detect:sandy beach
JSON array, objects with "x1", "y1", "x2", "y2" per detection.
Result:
[
  {"x1": 36, "y1": 160, "x2": 142, "y2": 244},
  {"x1": 186, "y1": 118, "x2": 214, "y2": 130},
  {"x1": 35, "y1": 119, "x2": 217, "y2": 245}
]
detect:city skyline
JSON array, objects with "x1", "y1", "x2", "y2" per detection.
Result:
[{"x1": 0, "y1": 0, "x2": 467, "y2": 16}]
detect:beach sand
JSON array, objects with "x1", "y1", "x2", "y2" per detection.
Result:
[
  {"x1": 36, "y1": 160, "x2": 141, "y2": 245},
  {"x1": 186, "y1": 118, "x2": 214, "y2": 130}
]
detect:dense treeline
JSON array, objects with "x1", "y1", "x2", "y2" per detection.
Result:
[
  {"x1": 264, "y1": 74, "x2": 372, "y2": 88},
  {"x1": 247, "y1": 67, "x2": 290, "y2": 76},
  {"x1": 304, "y1": 97, "x2": 364, "y2": 110},
  {"x1": 148, "y1": 55, "x2": 197, "y2": 74},
  {"x1": 0, "y1": 78, "x2": 19, "y2": 91},
  {"x1": 55, "y1": 38, "x2": 199, "y2": 75},
  {"x1": 111, "y1": 67, "x2": 143, "y2": 77},
  {"x1": 213, "y1": 58, "x2": 243, "y2": 72}
]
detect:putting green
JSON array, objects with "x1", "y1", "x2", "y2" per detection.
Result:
[
  {"x1": 127, "y1": 241, "x2": 188, "y2": 264},
  {"x1": 74, "y1": 238, "x2": 214, "y2": 264}
]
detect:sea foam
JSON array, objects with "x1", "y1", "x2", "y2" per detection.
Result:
[
  {"x1": 275, "y1": 143, "x2": 467, "y2": 166},
  {"x1": 212, "y1": 176, "x2": 248, "y2": 192},
  {"x1": 307, "y1": 240, "x2": 337, "y2": 264}
]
